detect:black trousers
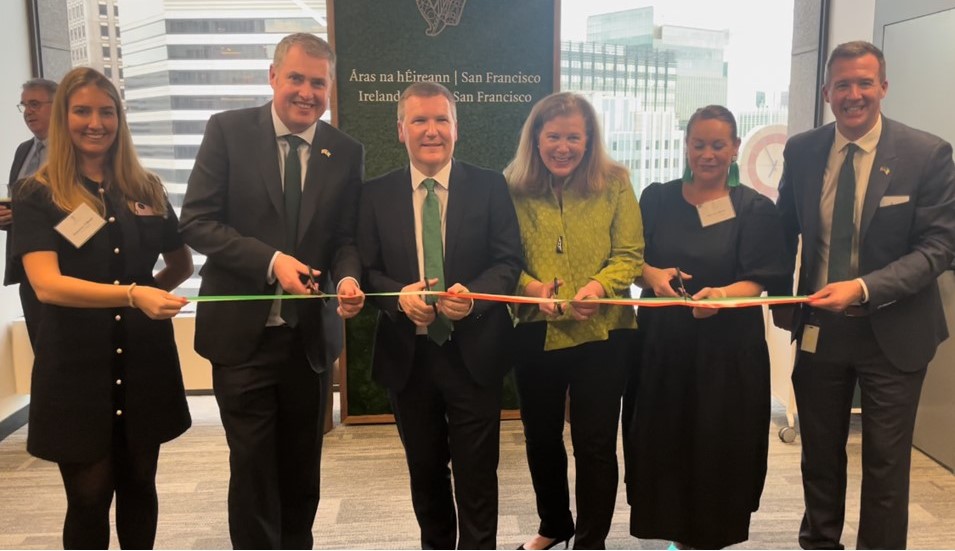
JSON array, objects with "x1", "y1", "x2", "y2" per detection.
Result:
[
  {"x1": 389, "y1": 337, "x2": 503, "y2": 550},
  {"x1": 793, "y1": 311, "x2": 926, "y2": 550},
  {"x1": 514, "y1": 323, "x2": 631, "y2": 550},
  {"x1": 212, "y1": 326, "x2": 328, "y2": 550}
]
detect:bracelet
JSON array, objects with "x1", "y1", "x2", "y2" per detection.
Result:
[{"x1": 127, "y1": 283, "x2": 137, "y2": 308}]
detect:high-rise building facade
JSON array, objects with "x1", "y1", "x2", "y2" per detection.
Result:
[
  {"x1": 67, "y1": 0, "x2": 124, "y2": 93},
  {"x1": 587, "y1": 6, "x2": 729, "y2": 128},
  {"x1": 560, "y1": 40, "x2": 676, "y2": 112},
  {"x1": 583, "y1": 93, "x2": 684, "y2": 195}
]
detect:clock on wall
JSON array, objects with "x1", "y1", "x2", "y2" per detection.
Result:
[{"x1": 738, "y1": 124, "x2": 788, "y2": 201}]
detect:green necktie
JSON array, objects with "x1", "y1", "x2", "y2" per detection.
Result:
[
  {"x1": 828, "y1": 143, "x2": 858, "y2": 284},
  {"x1": 422, "y1": 178, "x2": 452, "y2": 344},
  {"x1": 282, "y1": 135, "x2": 305, "y2": 327}
]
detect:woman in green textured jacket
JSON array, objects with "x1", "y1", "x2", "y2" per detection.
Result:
[{"x1": 504, "y1": 92, "x2": 644, "y2": 550}]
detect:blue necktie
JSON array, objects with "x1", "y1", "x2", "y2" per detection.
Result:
[{"x1": 24, "y1": 141, "x2": 44, "y2": 176}]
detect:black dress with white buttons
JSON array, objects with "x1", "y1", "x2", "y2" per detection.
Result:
[{"x1": 12, "y1": 178, "x2": 191, "y2": 463}]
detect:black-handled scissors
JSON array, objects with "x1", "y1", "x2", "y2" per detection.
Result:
[
  {"x1": 303, "y1": 264, "x2": 319, "y2": 295},
  {"x1": 553, "y1": 276, "x2": 564, "y2": 315},
  {"x1": 675, "y1": 267, "x2": 689, "y2": 301},
  {"x1": 423, "y1": 277, "x2": 439, "y2": 316}
]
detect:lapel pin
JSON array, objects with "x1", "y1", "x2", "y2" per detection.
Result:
[
  {"x1": 879, "y1": 166, "x2": 890, "y2": 175},
  {"x1": 321, "y1": 149, "x2": 332, "y2": 158}
]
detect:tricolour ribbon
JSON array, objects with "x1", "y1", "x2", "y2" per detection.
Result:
[{"x1": 185, "y1": 290, "x2": 809, "y2": 309}]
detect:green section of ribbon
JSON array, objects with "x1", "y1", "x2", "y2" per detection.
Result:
[{"x1": 185, "y1": 291, "x2": 410, "y2": 303}]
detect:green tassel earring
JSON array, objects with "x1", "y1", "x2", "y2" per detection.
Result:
[
  {"x1": 682, "y1": 160, "x2": 693, "y2": 183},
  {"x1": 727, "y1": 158, "x2": 740, "y2": 187}
]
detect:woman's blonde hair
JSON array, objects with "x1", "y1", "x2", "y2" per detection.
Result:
[
  {"x1": 505, "y1": 92, "x2": 629, "y2": 196},
  {"x1": 33, "y1": 67, "x2": 166, "y2": 216}
]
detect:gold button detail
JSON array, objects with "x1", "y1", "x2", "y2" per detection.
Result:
[{"x1": 115, "y1": 348, "x2": 123, "y2": 354}]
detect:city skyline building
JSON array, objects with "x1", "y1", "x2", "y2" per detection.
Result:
[
  {"x1": 581, "y1": 92, "x2": 684, "y2": 195},
  {"x1": 587, "y1": 6, "x2": 729, "y2": 128},
  {"x1": 67, "y1": 0, "x2": 124, "y2": 93}
]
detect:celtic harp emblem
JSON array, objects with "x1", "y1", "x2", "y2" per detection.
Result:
[{"x1": 416, "y1": 0, "x2": 467, "y2": 36}]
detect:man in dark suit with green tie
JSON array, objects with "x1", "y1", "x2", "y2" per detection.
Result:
[
  {"x1": 357, "y1": 82, "x2": 522, "y2": 549},
  {"x1": 774, "y1": 41, "x2": 955, "y2": 549},
  {"x1": 179, "y1": 33, "x2": 365, "y2": 549}
]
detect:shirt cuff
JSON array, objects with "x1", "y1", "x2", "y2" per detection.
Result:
[
  {"x1": 336, "y1": 276, "x2": 360, "y2": 293},
  {"x1": 855, "y1": 277, "x2": 870, "y2": 303},
  {"x1": 267, "y1": 252, "x2": 280, "y2": 284}
]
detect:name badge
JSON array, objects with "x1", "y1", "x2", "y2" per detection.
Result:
[
  {"x1": 800, "y1": 324, "x2": 820, "y2": 354},
  {"x1": 55, "y1": 202, "x2": 106, "y2": 248},
  {"x1": 697, "y1": 195, "x2": 736, "y2": 227}
]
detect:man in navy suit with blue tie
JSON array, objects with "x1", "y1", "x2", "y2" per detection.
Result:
[{"x1": 774, "y1": 41, "x2": 955, "y2": 549}]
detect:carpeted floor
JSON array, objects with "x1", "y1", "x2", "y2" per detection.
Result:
[{"x1": 1, "y1": 395, "x2": 953, "y2": 549}]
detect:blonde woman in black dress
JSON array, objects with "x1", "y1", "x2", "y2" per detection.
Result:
[{"x1": 13, "y1": 67, "x2": 192, "y2": 549}]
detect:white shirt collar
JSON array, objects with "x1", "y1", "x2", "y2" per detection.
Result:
[
  {"x1": 410, "y1": 160, "x2": 453, "y2": 191},
  {"x1": 271, "y1": 103, "x2": 318, "y2": 145},
  {"x1": 834, "y1": 114, "x2": 882, "y2": 155}
]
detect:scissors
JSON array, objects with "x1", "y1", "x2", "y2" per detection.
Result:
[
  {"x1": 553, "y1": 276, "x2": 564, "y2": 315},
  {"x1": 423, "y1": 277, "x2": 439, "y2": 316},
  {"x1": 675, "y1": 267, "x2": 689, "y2": 301},
  {"x1": 304, "y1": 265, "x2": 318, "y2": 295}
]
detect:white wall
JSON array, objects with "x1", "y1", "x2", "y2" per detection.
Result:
[{"x1": 0, "y1": 2, "x2": 39, "y2": 422}]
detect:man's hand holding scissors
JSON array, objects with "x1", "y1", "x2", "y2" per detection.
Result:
[{"x1": 399, "y1": 278, "x2": 439, "y2": 327}]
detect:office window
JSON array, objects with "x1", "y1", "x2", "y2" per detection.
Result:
[{"x1": 561, "y1": 2, "x2": 792, "y2": 199}]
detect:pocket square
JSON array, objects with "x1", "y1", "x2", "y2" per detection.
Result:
[{"x1": 879, "y1": 195, "x2": 909, "y2": 207}]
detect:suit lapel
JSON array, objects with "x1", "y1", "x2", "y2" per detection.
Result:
[
  {"x1": 394, "y1": 168, "x2": 419, "y2": 279},
  {"x1": 254, "y1": 104, "x2": 284, "y2": 221},
  {"x1": 860, "y1": 118, "x2": 897, "y2": 239},
  {"x1": 802, "y1": 125, "x2": 835, "y2": 251},
  {"x1": 298, "y1": 121, "x2": 336, "y2": 246},
  {"x1": 443, "y1": 160, "x2": 467, "y2": 271},
  {"x1": 9, "y1": 139, "x2": 33, "y2": 184}
]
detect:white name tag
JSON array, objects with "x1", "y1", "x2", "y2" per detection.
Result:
[
  {"x1": 697, "y1": 195, "x2": 736, "y2": 227},
  {"x1": 800, "y1": 324, "x2": 820, "y2": 354},
  {"x1": 55, "y1": 202, "x2": 106, "y2": 248}
]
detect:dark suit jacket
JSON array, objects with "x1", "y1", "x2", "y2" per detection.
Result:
[
  {"x1": 179, "y1": 103, "x2": 364, "y2": 371},
  {"x1": 3, "y1": 138, "x2": 34, "y2": 286},
  {"x1": 775, "y1": 117, "x2": 955, "y2": 372},
  {"x1": 357, "y1": 161, "x2": 523, "y2": 391}
]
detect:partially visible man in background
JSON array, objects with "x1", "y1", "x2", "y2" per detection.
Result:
[{"x1": 2, "y1": 78, "x2": 57, "y2": 348}]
